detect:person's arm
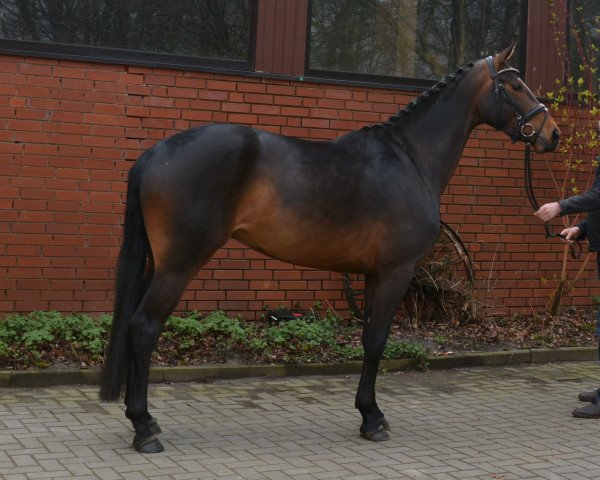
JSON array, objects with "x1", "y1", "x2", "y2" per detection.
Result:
[
  {"x1": 535, "y1": 180, "x2": 600, "y2": 222},
  {"x1": 559, "y1": 183, "x2": 600, "y2": 216}
]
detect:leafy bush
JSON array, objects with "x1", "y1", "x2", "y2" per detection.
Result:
[
  {"x1": 383, "y1": 339, "x2": 429, "y2": 370},
  {"x1": 159, "y1": 311, "x2": 251, "y2": 363},
  {"x1": 257, "y1": 317, "x2": 338, "y2": 363},
  {"x1": 0, "y1": 311, "x2": 111, "y2": 367},
  {"x1": 0, "y1": 310, "x2": 430, "y2": 370}
]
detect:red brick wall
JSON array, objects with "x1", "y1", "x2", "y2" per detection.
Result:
[{"x1": 0, "y1": 54, "x2": 597, "y2": 319}]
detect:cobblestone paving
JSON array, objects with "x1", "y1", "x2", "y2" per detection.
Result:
[{"x1": 3, "y1": 362, "x2": 600, "y2": 479}]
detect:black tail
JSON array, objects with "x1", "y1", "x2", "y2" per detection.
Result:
[{"x1": 99, "y1": 151, "x2": 152, "y2": 402}]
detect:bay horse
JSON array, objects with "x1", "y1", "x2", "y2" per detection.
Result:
[{"x1": 100, "y1": 45, "x2": 559, "y2": 453}]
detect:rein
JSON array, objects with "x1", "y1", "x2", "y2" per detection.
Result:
[
  {"x1": 485, "y1": 56, "x2": 581, "y2": 259},
  {"x1": 524, "y1": 143, "x2": 582, "y2": 259}
]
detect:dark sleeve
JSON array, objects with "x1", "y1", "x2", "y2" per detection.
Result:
[
  {"x1": 559, "y1": 183, "x2": 600, "y2": 215},
  {"x1": 577, "y1": 219, "x2": 588, "y2": 240}
]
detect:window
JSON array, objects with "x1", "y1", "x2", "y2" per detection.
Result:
[
  {"x1": 0, "y1": 0, "x2": 256, "y2": 71},
  {"x1": 307, "y1": 0, "x2": 523, "y2": 83}
]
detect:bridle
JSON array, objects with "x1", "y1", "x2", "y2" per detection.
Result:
[
  {"x1": 485, "y1": 55, "x2": 549, "y2": 144},
  {"x1": 485, "y1": 56, "x2": 581, "y2": 259}
]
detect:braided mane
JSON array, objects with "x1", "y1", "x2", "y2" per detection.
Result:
[{"x1": 375, "y1": 60, "x2": 477, "y2": 128}]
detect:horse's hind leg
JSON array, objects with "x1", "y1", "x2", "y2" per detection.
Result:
[
  {"x1": 355, "y1": 264, "x2": 415, "y2": 441},
  {"x1": 123, "y1": 270, "x2": 192, "y2": 453},
  {"x1": 123, "y1": 242, "x2": 224, "y2": 453}
]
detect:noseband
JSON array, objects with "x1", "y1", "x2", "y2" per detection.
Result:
[{"x1": 485, "y1": 56, "x2": 548, "y2": 144}]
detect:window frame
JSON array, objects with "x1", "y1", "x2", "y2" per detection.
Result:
[
  {"x1": 304, "y1": 0, "x2": 528, "y2": 88},
  {"x1": 0, "y1": 1, "x2": 258, "y2": 74}
]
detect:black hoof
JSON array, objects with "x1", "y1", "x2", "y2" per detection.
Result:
[
  {"x1": 360, "y1": 425, "x2": 390, "y2": 442},
  {"x1": 133, "y1": 434, "x2": 164, "y2": 454},
  {"x1": 360, "y1": 417, "x2": 391, "y2": 442}
]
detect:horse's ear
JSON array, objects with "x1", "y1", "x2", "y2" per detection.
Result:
[{"x1": 494, "y1": 44, "x2": 517, "y2": 68}]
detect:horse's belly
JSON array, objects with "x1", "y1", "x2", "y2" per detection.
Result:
[{"x1": 232, "y1": 224, "x2": 384, "y2": 272}]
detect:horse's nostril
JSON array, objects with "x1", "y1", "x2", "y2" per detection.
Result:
[{"x1": 552, "y1": 128, "x2": 560, "y2": 142}]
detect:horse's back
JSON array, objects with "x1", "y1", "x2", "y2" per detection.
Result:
[
  {"x1": 142, "y1": 123, "x2": 259, "y2": 170},
  {"x1": 139, "y1": 123, "x2": 368, "y2": 214},
  {"x1": 139, "y1": 123, "x2": 260, "y2": 201}
]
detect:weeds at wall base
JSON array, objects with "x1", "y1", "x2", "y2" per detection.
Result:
[{"x1": 0, "y1": 310, "x2": 429, "y2": 371}]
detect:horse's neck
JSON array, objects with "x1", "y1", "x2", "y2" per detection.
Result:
[{"x1": 391, "y1": 78, "x2": 481, "y2": 196}]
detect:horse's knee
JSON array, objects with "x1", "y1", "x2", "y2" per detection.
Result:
[{"x1": 363, "y1": 334, "x2": 388, "y2": 360}]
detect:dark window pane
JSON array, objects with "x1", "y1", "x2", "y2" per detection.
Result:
[
  {"x1": 0, "y1": 0, "x2": 252, "y2": 62},
  {"x1": 308, "y1": 0, "x2": 522, "y2": 81}
]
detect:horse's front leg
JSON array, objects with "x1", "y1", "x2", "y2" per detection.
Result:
[{"x1": 355, "y1": 265, "x2": 414, "y2": 441}]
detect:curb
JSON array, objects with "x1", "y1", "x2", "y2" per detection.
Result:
[{"x1": 0, "y1": 347, "x2": 597, "y2": 388}]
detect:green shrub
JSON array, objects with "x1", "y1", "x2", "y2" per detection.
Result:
[
  {"x1": 0, "y1": 310, "x2": 430, "y2": 369},
  {"x1": 0, "y1": 311, "x2": 112, "y2": 367},
  {"x1": 160, "y1": 311, "x2": 251, "y2": 362},
  {"x1": 383, "y1": 339, "x2": 429, "y2": 369},
  {"x1": 253, "y1": 316, "x2": 341, "y2": 363}
]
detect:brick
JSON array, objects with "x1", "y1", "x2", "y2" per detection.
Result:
[
  {"x1": 296, "y1": 86, "x2": 323, "y2": 98},
  {"x1": 227, "y1": 113, "x2": 257, "y2": 124},
  {"x1": 226, "y1": 291, "x2": 256, "y2": 301},
  {"x1": 252, "y1": 104, "x2": 281, "y2": 115},
  {"x1": 176, "y1": 76, "x2": 207, "y2": 89},
  {"x1": 19, "y1": 63, "x2": 53, "y2": 76},
  {"x1": 267, "y1": 84, "x2": 295, "y2": 95},
  {"x1": 206, "y1": 80, "x2": 237, "y2": 91},
  {"x1": 301, "y1": 118, "x2": 329, "y2": 128},
  {"x1": 274, "y1": 95, "x2": 303, "y2": 107},
  {"x1": 243, "y1": 93, "x2": 273, "y2": 104},
  {"x1": 222, "y1": 102, "x2": 251, "y2": 113}
]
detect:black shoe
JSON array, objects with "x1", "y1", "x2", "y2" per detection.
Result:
[
  {"x1": 578, "y1": 390, "x2": 599, "y2": 403},
  {"x1": 573, "y1": 402, "x2": 600, "y2": 418}
]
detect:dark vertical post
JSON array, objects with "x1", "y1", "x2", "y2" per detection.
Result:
[
  {"x1": 255, "y1": 0, "x2": 309, "y2": 76},
  {"x1": 525, "y1": 0, "x2": 568, "y2": 96}
]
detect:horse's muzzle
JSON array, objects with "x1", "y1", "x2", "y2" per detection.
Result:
[
  {"x1": 534, "y1": 127, "x2": 560, "y2": 153},
  {"x1": 551, "y1": 127, "x2": 560, "y2": 149}
]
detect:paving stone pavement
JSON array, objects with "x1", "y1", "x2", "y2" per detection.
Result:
[{"x1": 3, "y1": 362, "x2": 600, "y2": 479}]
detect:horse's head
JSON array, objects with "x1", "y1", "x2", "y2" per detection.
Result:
[{"x1": 476, "y1": 44, "x2": 560, "y2": 153}]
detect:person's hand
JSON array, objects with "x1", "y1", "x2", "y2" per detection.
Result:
[
  {"x1": 561, "y1": 226, "x2": 580, "y2": 241},
  {"x1": 534, "y1": 202, "x2": 561, "y2": 222}
]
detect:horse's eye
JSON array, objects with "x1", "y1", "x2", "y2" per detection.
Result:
[{"x1": 511, "y1": 82, "x2": 523, "y2": 91}]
